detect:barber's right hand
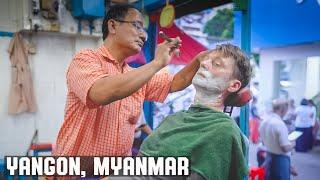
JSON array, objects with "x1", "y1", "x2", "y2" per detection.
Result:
[{"x1": 154, "y1": 37, "x2": 181, "y2": 68}]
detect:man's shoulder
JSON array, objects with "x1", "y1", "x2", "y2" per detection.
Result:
[
  {"x1": 275, "y1": 120, "x2": 287, "y2": 131},
  {"x1": 214, "y1": 119, "x2": 243, "y2": 142},
  {"x1": 269, "y1": 115, "x2": 286, "y2": 126},
  {"x1": 162, "y1": 110, "x2": 187, "y2": 122},
  {"x1": 201, "y1": 110, "x2": 241, "y2": 135},
  {"x1": 163, "y1": 108, "x2": 234, "y2": 124},
  {"x1": 263, "y1": 116, "x2": 286, "y2": 131},
  {"x1": 66, "y1": 48, "x2": 104, "y2": 75},
  {"x1": 74, "y1": 48, "x2": 100, "y2": 59}
]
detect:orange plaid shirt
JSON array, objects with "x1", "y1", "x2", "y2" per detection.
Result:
[{"x1": 54, "y1": 45, "x2": 173, "y2": 156}]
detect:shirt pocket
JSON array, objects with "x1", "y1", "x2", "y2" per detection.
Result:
[{"x1": 123, "y1": 90, "x2": 143, "y2": 125}]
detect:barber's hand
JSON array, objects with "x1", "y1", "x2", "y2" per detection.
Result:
[
  {"x1": 154, "y1": 37, "x2": 182, "y2": 68},
  {"x1": 291, "y1": 141, "x2": 296, "y2": 148},
  {"x1": 195, "y1": 49, "x2": 214, "y2": 63}
]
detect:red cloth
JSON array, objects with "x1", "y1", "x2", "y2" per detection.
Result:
[
  {"x1": 250, "y1": 118, "x2": 260, "y2": 144},
  {"x1": 126, "y1": 23, "x2": 207, "y2": 65},
  {"x1": 158, "y1": 23, "x2": 207, "y2": 65},
  {"x1": 249, "y1": 167, "x2": 265, "y2": 180}
]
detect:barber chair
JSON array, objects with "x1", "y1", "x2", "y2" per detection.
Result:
[{"x1": 223, "y1": 87, "x2": 252, "y2": 115}]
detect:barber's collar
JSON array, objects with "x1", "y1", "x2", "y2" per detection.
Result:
[
  {"x1": 99, "y1": 45, "x2": 116, "y2": 61},
  {"x1": 98, "y1": 45, "x2": 129, "y2": 68}
]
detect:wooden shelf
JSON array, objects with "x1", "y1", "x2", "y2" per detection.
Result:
[{"x1": 20, "y1": 29, "x2": 102, "y2": 39}]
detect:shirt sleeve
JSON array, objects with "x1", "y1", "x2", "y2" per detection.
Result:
[
  {"x1": 144, "y1": 70, "x2": 173, "y2": 102},
  {"x1": 277, "y1": 123, "x2": 291, "y2": 146},
  {"x1": 66, "y1": 49, "x2": 109, "y2": 108}
]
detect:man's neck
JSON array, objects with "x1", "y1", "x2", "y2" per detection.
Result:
[
  {"x1": 104, "y1": 39, "x2": 128, "y2": 65},
  {"x1": 193, "y1": 92, "x2": 225, "y2": 112},
  {"x1": 272, "y1": 111, "x2": 283, "y2": 119}
]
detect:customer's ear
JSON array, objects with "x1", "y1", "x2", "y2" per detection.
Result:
[{"x1": 227, "y1": 79, "x2": 241, "y2": 93}]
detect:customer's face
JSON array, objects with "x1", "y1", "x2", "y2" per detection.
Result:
[
  {"x1": 192, "y1": 51, "x2": 240, "y2": 95},
  {"x1": 199, "y1": 51, "x2": 234, "y2": 78}
]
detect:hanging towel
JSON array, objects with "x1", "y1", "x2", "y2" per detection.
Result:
[{"x1": 7, "y1": 32, "x2": 37, "y2": 114}]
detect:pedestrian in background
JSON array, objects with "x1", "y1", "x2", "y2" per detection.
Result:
[
  {"x1": 295, "y1": 98, "x2": 315, "y2": 152},
  {"x1": 259, "y1": 99, "x2": 296, "y2": 180}
]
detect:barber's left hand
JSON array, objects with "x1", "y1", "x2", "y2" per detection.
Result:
[{"x1": 195, "y1": 50, "x2": 214, "y2": 63}]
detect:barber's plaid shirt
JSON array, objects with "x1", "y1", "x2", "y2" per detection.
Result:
[{"x1": 54, "y1": 45, "x2": 173, "y2": 156}]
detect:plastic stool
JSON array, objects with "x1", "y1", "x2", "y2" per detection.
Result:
[
  {"x1": 29, "y1": 143, "x2": 53, "y2": 180},
  {"x1": 30, "y1": 143, "x2": 53, "y2": 156},
  {"x1": 249, "y1": 167, "x2": 265, "y2": 180}
]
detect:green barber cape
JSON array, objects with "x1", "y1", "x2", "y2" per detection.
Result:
[{"x1": 140, "y1": 104, "x2": 248, "y2": 180}]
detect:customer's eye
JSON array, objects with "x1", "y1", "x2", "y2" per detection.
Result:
[{"x1": 213, "y1": 61, "x2": 220, "y2": 66}]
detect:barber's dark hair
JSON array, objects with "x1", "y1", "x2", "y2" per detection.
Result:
[
  {"x1": 102, "y1": 4, "x2": 138, "y2": 40},
  {"x1": 215, "y1": 44, "x2": 252, "y2": 89}
]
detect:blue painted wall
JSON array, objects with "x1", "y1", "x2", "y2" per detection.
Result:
[
  {"x1": 236, "y1": 0, "x2": 320, "y2": 49},
  {"x1": 253, "y1": 0, "x2": 320, "y2": 48},
  {"x1": 0, "y1": 31, "x2": 14, "y2": 37}
]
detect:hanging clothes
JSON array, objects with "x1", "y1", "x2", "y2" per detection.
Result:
[{"x1": 7, "y1": 32, "x2": 37, "y2": 114}]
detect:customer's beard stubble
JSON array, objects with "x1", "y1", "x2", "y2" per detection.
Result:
[{"x1": 192, "y1": 70, "x2": 229, "y2": 106}]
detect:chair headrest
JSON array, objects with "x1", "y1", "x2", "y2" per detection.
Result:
[{"x1": 224, "y1": 88, "x2": 252, "y2": 107}]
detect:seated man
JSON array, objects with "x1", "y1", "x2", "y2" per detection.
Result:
[{"x1": 140, "y1": 44, "x2": 252, "y2": 180}]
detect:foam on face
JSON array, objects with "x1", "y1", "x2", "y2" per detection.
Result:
[{"x1": 192, "y1": 56, "x2": 229, "y2": 106}]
